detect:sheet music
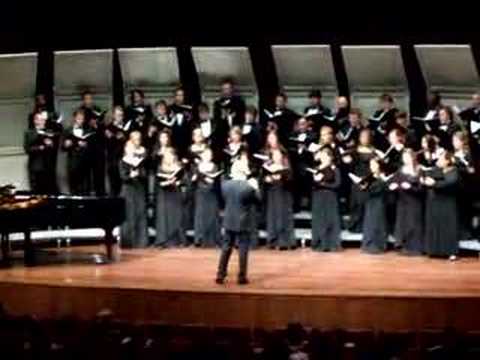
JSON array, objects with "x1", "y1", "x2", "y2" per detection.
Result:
[
  {"x1": 200, "y1": 120, "x2": 212, "y2": 139},
  {"x1": 72, "y1": 128, "x2": 84, "y2": 138},
  {"x1": 242, "y1": 124, "x2": 252, "y2": 135},
  {"x1": 158, "y1": 115, "x2": 175, "y2": 127},
  {"x1": 425, "y1": 110, "x2": 436, "y2": 121},
  {"x1": 123, "y1": 120, "x2": 132, "y2": 132},
  {"x1": 263, "y1": 109, "x2": 273, "y2": 118},
  {"x1": 470, "y1": 120, "x2": 480, "y2": 134},
  {"x1": 307, "y1": 143, "x2": 321, "y2": 153},
  {"x1": 298, "y1": 133, "x2": 307, "y2": 142},
  {"x1": 123, "y1": 155, "x2": 144, "y2": 168},
  {"x1": 305, "y1": 108, "x2": 320, "y2": 117},
  {"x1": 253, "y1": 153, "x2": 269, "y2": 161},
  {"x1": 348, "y1": 173, "x2": 363, "y2": 184}
]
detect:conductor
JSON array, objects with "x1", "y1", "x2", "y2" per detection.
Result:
[{"x1": 216, "y1": 153, "x2": 260, "y2": 285}]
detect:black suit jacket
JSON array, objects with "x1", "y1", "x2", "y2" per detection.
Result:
[{"x1": 221, "y1": 179, "x2": 259, "y2": 232}]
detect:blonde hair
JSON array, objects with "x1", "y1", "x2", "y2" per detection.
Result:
[{"x1": 124, "y1": 131, "x2": 142, "y2": 155}]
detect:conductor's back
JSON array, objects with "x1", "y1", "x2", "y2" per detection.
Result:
[
  {"x1": 221, "y1": 179, "x2": 258, "y2": 232},
  {"x1": 216, "y1": 155, "x2": 260, "y2": 285}
]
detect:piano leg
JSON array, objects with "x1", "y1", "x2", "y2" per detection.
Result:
[
  {"x1": 1, "y1": 233, "x2": 11, "y2": 267},
  {"x1": 24, "y1": 231, "x2": 35, "y2": 267},
  {"x1": 104, "y1": 226, "x2": 117, "y2": 262}
]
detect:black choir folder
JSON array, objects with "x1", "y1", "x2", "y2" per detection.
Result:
[{"x1": 156, "y1": 167, "x2": 183, "y2": 180}]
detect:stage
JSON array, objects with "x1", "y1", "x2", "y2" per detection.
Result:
[{"x1": 1, "y1": 246, "x2": 480, "y2": 331}]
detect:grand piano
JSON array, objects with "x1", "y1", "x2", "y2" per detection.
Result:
[{"x1": 0, "y1": 186, "x2": 125, "y2": 266}]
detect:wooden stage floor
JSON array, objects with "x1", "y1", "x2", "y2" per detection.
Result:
[{"x1": 1, "y1": 247, "x2": 480, "y2": 331}]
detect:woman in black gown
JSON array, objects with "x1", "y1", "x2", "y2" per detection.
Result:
[
  {"x1": 192, "y1": 148, "x2": 222, "y2": 247},
  {"x1": 150, "y1": 129, "x2": 174, "y2": 204},
  {"x1": 223, "y1": 126, "x2": 246, "y2": 173},
  {"x1": 418, "y1": 134, "x2": 444, "y2": 169},
  {"x1": 263, "y1": 148, "x2": 295, "y2": 250},
  {"x1": 154, "y1": 147, "x2": 186, "y2": 248},
  {"x1": 388, "y1": 148, "x2": 424, "y2": 255},
  {"x1": 453, "y1": 131, "x2": 475, "y2": 240},
  {"x1": 311, "y1": 147, "x2": 342, "y2": 251},
  {"x1": 361, "y1": 157, "x2": 389, "y2": 254},
  {"x1": 183, "y1": 128, "x2": 210, "y2": 234},
  {"x1": 342, "y1": 128, "x2": 378, "y2": 233},
  {"x1": 104, "y1": 106, "x2": 127, "y2": 197},
  {"x1": 423, "y1": 151, "x2": 460, "y2": 260},
  {"x1": 119, "y1": 131, "x2": 148, "y2": 248}
]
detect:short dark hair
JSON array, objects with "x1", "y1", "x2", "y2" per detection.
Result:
[
  {"x1": 379, "y1": 93, "x2": 394, "y2": 103},
  {"x1": 130, "y1": 89, "x2": 145, "y2": 99},
  {"x1": 349, "y1": 108, "x2": 362, "y2": 117},
  {"x1": 198, "y1": 102, "x2": 210, "y2": 113},
  {"x1": 429, "y1": 91, "x2": 442, "y2": 108},
  {"x1": 246, "y1": 105, "x2": 258, "y2": 117},
  {"x1": 155, "y1": 100, "x2": 168, "y2": 108},
  {"x1": 439, "y1": 105, "x2": 454, "y2": 120},
  {"x1": 221, "y1": 78, "x2": 235, "y2": 86},
  {"x1": 81, "y1": 90, "x2": 93, "y2": 99},
  {"x1": 309, "y1": 89, "x2": 322, "y2": 98},
  {"x1": 73, "y1": 109, "x2": 85, "y2": 118},
  {"x1": 276, "y1": 92, "x2": 288, "y2": 100}
]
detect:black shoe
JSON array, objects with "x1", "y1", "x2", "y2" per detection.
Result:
[
  {"x1": 237, "y1": 277, "x2": 249, "y2": 285},
  {"x1": 215, "y1": 277, "x2": 225, "y2": 285}
]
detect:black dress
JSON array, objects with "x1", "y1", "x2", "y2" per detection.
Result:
[
  {"x1": 454, "y1": 151, "x2": 474, "y2": 239},
  {"x1": 391, "y1": 171, "x2": 424, "y2": 255},
  {"x1": 289, "y1": 129, "x2": 316, "y2": 211},
  {"x1": 62, "y1": 126, "x2": 94, "y2": 195},
  {"x1": 347, "y1": 149, "x2": 376, "y2": 232},
  {"x1": 193, "y1": 163, "x2": 222, "y2": 247},
  {"x1": 424, "y1": 167, "x2": 459, "y2": 257},
  {"x1": 183, "y1": 144, "x2": 207, "y2": 233},
  {"x1": 105, "y1": 124, "x2": 126, "y2": 197},
  {"x1": 361, "y1": 176, "x2": 388, "y2": 254},
  {"x1": 119, "y1": 154, "x2": 148, "y2": 249},
  {"x1": 154, "y1": 165, "x2": 186, "y2": 247},
  {"x1": 311, "y1": 166, "x2": 342, "y2": 251},
  {"x1": 264, "y1": 165, "x2": 295, "y2": 249}
]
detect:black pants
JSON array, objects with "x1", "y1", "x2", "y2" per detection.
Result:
[
  {"x1": 68, "y1": 161, "x2": 89, "y2": 195},
  {"x1": 107, "y1": 161, "x2": 122, "y2": 197},
  {"x1": 90, "y1": 150, "x2": 106, "y2": 196},
  {"x1": 217, "y1": 230, "x2": 250, "y2": 280},
  {"x1": 29, "y1": 168, "x2": 56, "y2": 194}
]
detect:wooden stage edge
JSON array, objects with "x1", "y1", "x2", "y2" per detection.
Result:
[{"x1": 1, "y1": 247, "x2": 480, "y2": 331}]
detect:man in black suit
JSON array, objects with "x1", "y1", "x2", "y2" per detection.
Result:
[
  {"x1": 216, "y1": 156, "x2": 260, "y2": 285},
  {"x1": 213, "y1": 78, "x2": 246, "y2": 149},
  {"x1": 79, "y1": 91, "x2": 107, "y2": 196},
  {"x1": 24, "y1": 112, "x2": 58, "y2": 194},
  {"x1": 169, "y1": 87, "x2": 193, "y2": 157},
  {"x1": 263, "y1": 92, "x2": 299, "y2": 146}
]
